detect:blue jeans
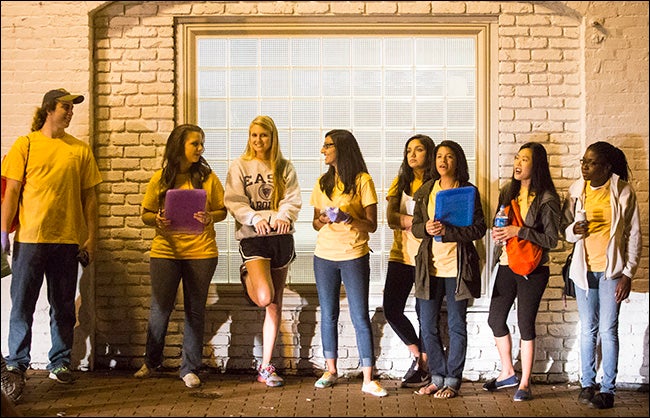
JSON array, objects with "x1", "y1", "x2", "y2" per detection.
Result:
[
  {"x1": 7, "y1": 243, "x2": 79, "y2": 372},
  {"x1": 313, "y1": 254, "x2": 375, "y2": 367},
  {"x1": 383, "y1": 261, "x2": 422, "y2": 349},
  {"x1": 418, "y1": 276, "x2": 468, "y2": 390},
  {"x1": 145, "y1": 257, "x2": 218, "y2": 377},
  {"x1": 576, "y1": 271, "x2": 620, "y2": 395}
]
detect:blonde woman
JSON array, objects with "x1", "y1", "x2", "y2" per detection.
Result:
[{"x1": 224, "y1": 115, "x2": 302, "y2": 387}]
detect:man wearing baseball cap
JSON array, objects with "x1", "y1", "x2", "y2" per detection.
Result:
[{"x1": 1, "y1": 88, "x2": 102, "y2": 397}]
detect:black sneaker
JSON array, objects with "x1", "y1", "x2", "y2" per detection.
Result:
[
  {"x1": 2, "y1": 366, "x2": 26, "y2": 402},
  {"x1": 589, "y1": 392, "x2": 614, "y2": 409},
  {"x1": 240, "y1": 264, "x2": 256, "y2": 306},
  {"x1": 578, "y1": 385, "x2": 596, "y2": 404},
  {"x1": 401, "y1": 359, "x2": 431, "y2": 388},
  {"x1": 48, "y1": 365, "x2": 76, "y2": 384}
]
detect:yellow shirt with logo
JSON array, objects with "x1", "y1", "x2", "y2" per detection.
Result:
[
  {"x1": 142, "y1": 170, "x2": 225, "y2": 259},
  {"x1": 310, "y1": 172, "x2": 378, "y2": 261},
  {"x1": 1, "y1": 131, "x2": 102, "y2": 244}
]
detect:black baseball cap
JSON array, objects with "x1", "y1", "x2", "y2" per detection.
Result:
[{"x1": 42, "y1": 88, "x2": 84, "y2": 107}]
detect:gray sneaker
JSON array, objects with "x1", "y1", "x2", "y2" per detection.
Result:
[{"x1": 2, "y1": 365, "x2": 26, "y2": 402}]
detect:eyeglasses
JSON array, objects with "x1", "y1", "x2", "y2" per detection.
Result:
[
  {"x1": 580, "y1": 158, "x2": 600, "y2": 168},
  {"x1": 322, "y1": 143, "x2": 335, "y2": 149}
]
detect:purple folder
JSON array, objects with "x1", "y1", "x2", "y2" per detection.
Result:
[{"x1": 164, "y1": 189, "x2": 207, "y2": 234}]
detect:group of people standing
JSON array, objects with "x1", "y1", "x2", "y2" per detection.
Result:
[{"x1": 1, "y1": 89, "x2": 642, "y2": 409}]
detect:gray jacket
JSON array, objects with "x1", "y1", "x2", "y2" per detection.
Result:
[
  {"x1": 412, "y1": 180, "x2": 486, "y2": 301},
  {"x1": 491, "y1": 182, "x2": 561, "y2": 270}
]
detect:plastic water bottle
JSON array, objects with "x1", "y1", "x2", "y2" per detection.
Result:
[{"x1": 494, "y1": 205, "x2": 508, "y2": 246}]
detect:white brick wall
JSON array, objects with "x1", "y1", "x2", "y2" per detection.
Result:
[{"x1": 1, "y1": 1, "x2": 648, "y2": 386}]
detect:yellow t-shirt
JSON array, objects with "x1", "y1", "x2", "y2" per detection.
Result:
[
  {"x1": 142, "y1": 170, "x2": 225, "y2": 259},
  {"x1": 584, "y1": 179, "x2": 611, "y2": 272},
  {"x1": 310, "y1": 172, "x2": 378, "y2": 261},
  {"x1": 427, "y1": 180, "x2": 458, "y2": 277},
  {"x1": 1, "y1": 131, "x2": 102, "y2": 244},
  {"x1": 387, "y1": 176, "x2": 422, "y2": 266}
]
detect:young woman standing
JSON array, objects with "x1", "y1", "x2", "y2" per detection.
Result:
[{"x1": 562, "y1": 142, "x2": 641, "y2": 409}]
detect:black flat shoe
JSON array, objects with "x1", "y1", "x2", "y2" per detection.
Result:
[{"x1": 589, "y1": 392, "x2": 614, "y2": 409}]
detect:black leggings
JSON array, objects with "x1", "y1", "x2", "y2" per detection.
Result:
[{"x1": 487, "y1": 264, "x2": 549, "y2": 340}]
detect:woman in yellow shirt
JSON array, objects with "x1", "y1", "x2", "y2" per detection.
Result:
[{"x1": 135, "y1": 124, "x2": 227, "y2": 389}]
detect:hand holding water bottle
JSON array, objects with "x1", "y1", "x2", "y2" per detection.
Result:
[{"x1": 493, "y1": 205, "x2": 508, "y2": 246}]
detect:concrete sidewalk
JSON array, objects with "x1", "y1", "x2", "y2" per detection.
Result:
[{"x1": 7, "y1": 368, "x2": 649, "y2": 417}]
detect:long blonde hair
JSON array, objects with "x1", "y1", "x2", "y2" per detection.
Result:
[{"x1": 242, "y1": 115, "x2": 287, "y2": 210}]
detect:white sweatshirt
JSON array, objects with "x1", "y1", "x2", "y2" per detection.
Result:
[{"x1": 224, "y1": 157, "x2": 302, "y2": 240}]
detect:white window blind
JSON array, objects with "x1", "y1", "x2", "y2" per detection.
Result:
[{"x1": 193, "y1": 34, "x2": 478, "y2": 286}]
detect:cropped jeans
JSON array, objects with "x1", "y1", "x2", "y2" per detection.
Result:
[
  {"x1": 313, "y1": 254, "x2": 375, "y2": 367},
  {"x1": 576, "y1": 271, "x2": 620, "y2": 395},
  {"x1": 418, "y1": 276, "x2": 468, "y2": 390},
  {"x1": 145, "y1": 257, "x2": 218, "y2": 378},
  {"x1": 7, "y1": 242, "x2": 78, "y2": 372}
]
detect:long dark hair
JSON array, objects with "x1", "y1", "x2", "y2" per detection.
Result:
[
  {"x1": 159, "y1": 124, "x2": 212, "y2": 207},
  {"x1": 31, "y1": 101, "x2": 59, "y2": 132},
  {"x1": 586, "y1": 141, "x2": 631, "y2": 182},
  {"x1": 319, "y1": 129, "x2": 368, "y2": 199},
  {"x1": 434, "y1": 140, "x2": 470, "y2": 184},
  {"x1": 396, "y1": 134, "x2": 436, "y2": 196},
  {"x1": 505, "y1": 142, "x2": 558, "y2": 203}
]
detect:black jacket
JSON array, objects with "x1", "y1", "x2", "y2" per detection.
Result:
[{"x1": 412, "y1": 180, "x2": 486, "y2": 301}]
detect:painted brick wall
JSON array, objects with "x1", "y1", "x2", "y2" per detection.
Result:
[{"x1": 1, "y1": 1, "x2": 648, "y2": 386}]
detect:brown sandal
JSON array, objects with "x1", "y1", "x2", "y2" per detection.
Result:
[
  {"x1": 433, "y1": 386, "x2": 458, "y2": 399},
  {"x1": 414, "y1": 383, "x2": 439, "y2": 396}
]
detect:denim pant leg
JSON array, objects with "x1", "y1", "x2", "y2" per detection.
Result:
[
  {"x1": 442, "y1": 277, "x2": 468, "y2": 390},
  {"x1": 577, "y1": 272, "x2": 620, "y2": 394},
  {"x1": 314, "y1": 256, "x2": 342, "y2": 360},
  {"x1": 418, "y1": 277, "x2": 445, "y2": 389},
  {"x1": 8, "y1": 243, "x2": 78, "y2": 371},
  {"x1": 146, "y1": 258, "x2": 183, "y2": 368},
  {"x1": 382, "y1": 261, "x2": 420, "y2": 347},
  {"x1": 339, "y1": 254, "x2": 374, "y2": 367},
  {"x1": 179, "y1": 257, "x2": 218, "y2": 377},
  {"x1": 45, "y1": 245, "x2": 80, "y2": 370}
]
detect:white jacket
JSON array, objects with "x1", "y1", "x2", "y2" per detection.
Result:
[{"x1": 562, "y1": 174, "x2": 642, "y2": 291}]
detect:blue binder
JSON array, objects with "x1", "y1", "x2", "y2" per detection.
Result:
[{"x1": 433, "y1": 186, "x2": 475, "y2": 242}]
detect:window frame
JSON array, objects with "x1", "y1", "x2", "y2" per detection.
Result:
[{"x1": 176, "y1": 16, "x2": 498, "y2": 308}]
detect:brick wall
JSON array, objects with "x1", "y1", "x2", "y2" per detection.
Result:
[{"x1": 1, "y1": 1, "x2": 648, "y2": 386}]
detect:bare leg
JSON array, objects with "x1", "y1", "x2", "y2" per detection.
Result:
[
  {"x1": 518, "y1": 339, "x2": 534, "y2": 390},
  {"x1": 494, "y1": 334, "x2": 516, "y2": 380},
  {"x1": 261, "y1": 266, "x2": 287, "y2": 366}
]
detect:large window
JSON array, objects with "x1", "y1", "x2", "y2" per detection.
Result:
[{"x1": 179, "y1": 18, "x2": 493, "y2": 293}]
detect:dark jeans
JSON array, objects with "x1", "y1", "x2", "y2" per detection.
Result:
[
  {"x1": 7, "y1": 242, "x2": 78, "y2": 372},
  {"x1": 418, "y1": 276, "x2": 468, "y2": 390},
  {"x1": 382, "y1": 261, "x2": 422, "y2": 349},
  {"x1": 144, "y1": 257, "x2": 218, "y2": 377}
]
